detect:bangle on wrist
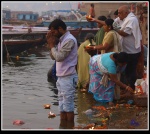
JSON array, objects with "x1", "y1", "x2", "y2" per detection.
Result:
[{"x1": 126, "y1": 86, "x2": 129, "y2": 90}]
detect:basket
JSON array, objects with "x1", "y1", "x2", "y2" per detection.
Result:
[{"x1": 133, "y1": 93, "x2": 147, "y2": 107}]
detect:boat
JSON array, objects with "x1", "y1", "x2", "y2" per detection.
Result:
[
  {"x1": 2, "y1": 26, "x2": 83, "y2": 57},
  {"x1": 2, "y1": 38, "x2": 45, "y2": 57},
  {"x1": 2, "y1": 25, "x2": 83, "y2": 40},
  {"x1": 2, "y1": 24, "x2": 98, "y2": 58},
  {"x1": 39, "y1": 10, "x2": 97, "y2": 28},
  {"x1": 2, "y1": 26, "x2": 48, "y2": 57}
]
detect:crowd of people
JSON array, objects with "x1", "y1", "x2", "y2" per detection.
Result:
[{"x1": 46, "y1": 4, "x2": 147, "y2": 129}]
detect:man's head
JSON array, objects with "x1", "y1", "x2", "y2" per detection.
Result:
[
  {"x1": 118, "y1": 5, "x2": 130, "y2": 20},
  {"x1": 48, "y1": 19, "x2": 67, "y2": 38}
]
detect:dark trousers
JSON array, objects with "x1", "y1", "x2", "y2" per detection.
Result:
[{"x1": 124, "y1": 52, "x2": 141, "y2": 90}]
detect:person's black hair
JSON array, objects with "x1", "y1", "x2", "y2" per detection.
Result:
[
  {"x1": 48, "y1": 19, "x2": 66, "y2": 30},
  {"x1": 91, "y1": 3, "x2": 94, "y2": 7},
  {"x1": 85, "y1": 33, "x2": 96, "y2": 56},
  {"x1": 97, "y1": 16, "x2": 107, "y2": 21},
  {"x1": 114, "y1": 9, "x2": 118, "y2": 15},
  {"x1": 85, "y1": 33, "x2": 95, "y2": 45},
  {"x1": 105, "y1": 19, "x2": 114, "y2": 29},
  {"x1": 113, "y1": 52, "x2": 128, "y2": 63}
]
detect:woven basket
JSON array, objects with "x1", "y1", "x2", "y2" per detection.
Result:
[{"x1": 133, "y1": 93, "x2": 147, "y2": 107}]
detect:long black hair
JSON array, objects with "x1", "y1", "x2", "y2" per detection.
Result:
[{"x1": 113, "y1": 52, "x2": 129, "y2": 63}]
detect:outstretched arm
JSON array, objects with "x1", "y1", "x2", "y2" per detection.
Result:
[
  {"x1": 86, "y1": 17, "x2": 105, "y2": 25},
  {"x1": 109, "y1": 73, "x2": 133, "y2": 93}
]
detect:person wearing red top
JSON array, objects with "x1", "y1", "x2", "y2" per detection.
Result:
[{"x1": 89, "y1": 3, "x2": 95, "y2": 28}]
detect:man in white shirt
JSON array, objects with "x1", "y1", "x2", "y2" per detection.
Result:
[{"x1": 113, "y1": 5, "x2": 142, "y2": 91}]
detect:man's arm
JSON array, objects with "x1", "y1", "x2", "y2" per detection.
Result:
[
  {"x1": 51, "y1": 40, "x2": 75, "y2": 62},
  {"x1": 115, "y1": 29, "x2": 129, "y2": 37}
]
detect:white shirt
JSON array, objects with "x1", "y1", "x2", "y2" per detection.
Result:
[{"x1": 114, "y1": 14, "x2": 141, "y2": 54}]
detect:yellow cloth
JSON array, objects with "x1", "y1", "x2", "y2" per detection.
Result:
[
  {"x1": 101, "y1": 31, "x2": 113, "y2": 54},
  {"x1": 77, "y1": 40, "x2": 94, "y2": 88},
  {"x1": 101, "y1": 30, "x2": 122, "y2": 54}
]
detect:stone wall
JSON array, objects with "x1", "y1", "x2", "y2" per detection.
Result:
[
  {"x1": 80, "y1": 2, "x2": 148, "y2": 45},
  {"x1": 80, "y1": 2, "x2": 133, "y2": 19}
]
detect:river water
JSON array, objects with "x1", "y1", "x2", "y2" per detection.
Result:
[{"x1": 2, "y1": 45, "x2": 148, "y2": 131}]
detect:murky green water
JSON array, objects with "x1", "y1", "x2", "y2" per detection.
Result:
[{"x1": 2, "y1": 45, "x2": 148, "y2": 130}]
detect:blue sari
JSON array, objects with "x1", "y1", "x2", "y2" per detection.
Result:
[{"x1": 88, "y1": 54, "x2": 125, "y2": 103}]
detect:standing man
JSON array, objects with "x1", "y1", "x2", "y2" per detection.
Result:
[
  {"x1": 46, "y1": 19, "x2": 78, "y2": 125},
  {"x1": 89, "y1": 3, "x2": 95, "y2": 28},
  {"x1": 113, "y1": 5, "x2": 142, "y2": 90}
]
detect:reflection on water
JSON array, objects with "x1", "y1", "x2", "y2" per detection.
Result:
[{"x1": 2, "y1": 45, "x2": 148, "y2": 130}]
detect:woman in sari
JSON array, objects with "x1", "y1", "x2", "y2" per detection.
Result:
[
  {"x1": 85, "y1": 18, "x2": 122, "y2": 100},
  {"x1": 85, "y1": 18, "x2": 122, "y2": 53},
  {"x1": 77, "y1": 33, "x2": 96, "y2": 89},
  {"x1": 88, "y1": 52, "x2": 133, "y2": 106}
]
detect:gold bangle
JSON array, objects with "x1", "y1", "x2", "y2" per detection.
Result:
[{"x1": 126, "y1": 86, "x2": 129, "y2": 90}]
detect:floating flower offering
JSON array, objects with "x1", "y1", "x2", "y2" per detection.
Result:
[
  {"x1": 16, "y1": 56, "x2": 19, "y2": 60},
  {"x1": 48, "y1": 111, "x2": 56, "y2": 118},
  {"x1": 43, "y1": 104, "x2": 51, "y2": 109},
  {"x1": 73, "y1": 123, "x2": 107, "y2": 129},
  {"x1": 13, "y1": 120, "x2": 25, "y2": 126},
  {"x1": 92, "y1": 106, "x2": 106, "y2": 111}
]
